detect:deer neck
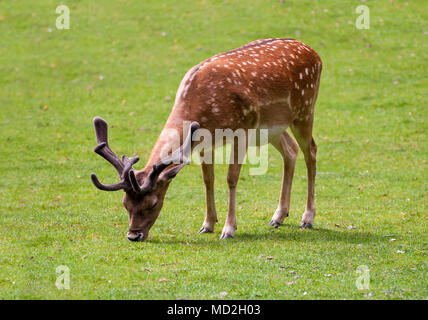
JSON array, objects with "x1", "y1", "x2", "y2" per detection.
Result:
[{"x1": 143, "y1": 106, "x2": 188, "y2": 171}]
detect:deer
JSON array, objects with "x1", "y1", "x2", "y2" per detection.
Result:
[{"x1": 90, "y1": 38, "x2": 322, "y2": 241}]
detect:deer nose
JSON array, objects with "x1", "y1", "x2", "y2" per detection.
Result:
[{"x1": 127, "y1": 231, "x2": 144, "y2": 242}]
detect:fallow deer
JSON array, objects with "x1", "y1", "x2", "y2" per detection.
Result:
[{"x1": 91, "y1": 38, "x2": 322, "y2": 241}]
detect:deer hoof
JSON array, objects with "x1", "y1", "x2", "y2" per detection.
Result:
[
  {"x1": 220, "y1": 233, "x2": 234, "y2": 240},
  {"x1": 199, "y1": 227, "x2": 213, "y2": 234},
  {"x1": 300, "y1": 222, "x2": 313, "y2": 229},
  {"x1": 269, "y1": 220, "x2": 282, "y2": 228}
]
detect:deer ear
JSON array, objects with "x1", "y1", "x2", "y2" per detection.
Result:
[{"x1": 158, "y1": 164, "x2": 186, "y2": 182}]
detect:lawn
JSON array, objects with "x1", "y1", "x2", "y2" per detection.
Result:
[{"x1": 0, "y1": 0, "x2": 426, "y2": 299}]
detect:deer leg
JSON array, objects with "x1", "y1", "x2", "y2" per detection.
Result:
[
  {"x1": 220, "y1": 141, "x2": 246, "y2": 239},
  {"x1": 291, "y1": 121, "x2": 317, "y2": 229},
  {"x1": 199, "y1": 162, "x2": 217, "y2": 233},
  {"x1": 220, "y1": 162, "x2": 241, "y2": 239},
  {"x1": 269, "y1": 131, "x2": 299, "y2": 228}
]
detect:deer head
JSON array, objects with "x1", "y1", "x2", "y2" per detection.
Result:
[{"x1": 90, "y1": 116, "x2": 200, "y2": 242}]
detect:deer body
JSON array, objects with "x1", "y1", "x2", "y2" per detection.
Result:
[{"x1": 91, "y1": 38, "x2": 322, "y2": 241}]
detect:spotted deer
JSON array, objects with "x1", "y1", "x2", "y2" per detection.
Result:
[{"x1": 91, "y1": 38, "x2": 322, "y2": 241}]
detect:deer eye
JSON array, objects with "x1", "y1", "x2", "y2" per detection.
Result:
[{"x1": 148, "y1": 202, "x2": 157, "y2": 210}]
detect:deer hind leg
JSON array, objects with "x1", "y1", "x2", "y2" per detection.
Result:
[
  {"x1": 269, "y1": 130, "x2": 299, "y2": 228},
  {"x1": 199, "y1": 161, "x2": 217, "y2": 233},
  {"x1": 220, "y1": 140, "x2": 247, "y2": 239},
  {"x1": 291, "y1": 119, "x2": 317, "y2": 229}
]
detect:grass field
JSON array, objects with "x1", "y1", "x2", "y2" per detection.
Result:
[{"x1": 0, "y1": 0, "x2": 427, "y2": 299}]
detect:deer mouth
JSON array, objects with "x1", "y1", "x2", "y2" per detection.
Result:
[{"x1": 127, "y1": 230, "x2": 147, "y2": 242}]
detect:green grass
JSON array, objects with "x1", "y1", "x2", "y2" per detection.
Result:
[{"x1": 0, "y1": 0, "x2": 427, "y2": 299}]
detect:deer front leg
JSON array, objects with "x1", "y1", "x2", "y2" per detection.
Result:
[
  {"x1": 269, "y1": 131, "x2": 299, "y2": 228},
  {"x1": 220, "y1": 141, "x2": 246, "y2": 239},
  {"x1": 199, "y1": 162, "x2": 217, "y2": 233},
  {"x1": 220, "y1": 162, "x2": 242, "y2": 239}
]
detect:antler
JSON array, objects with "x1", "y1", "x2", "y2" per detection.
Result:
[
  {"x1": 90, "y1": 116, "x2": 139, "y2": 192},
  {"x1": 128, "y1": 122, "x2": 200, "y2": 193},
  {"x1": 90, "y1": 117, "x2": 200, "y2": 194}
]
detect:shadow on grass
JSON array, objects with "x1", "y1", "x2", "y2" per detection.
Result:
[
  {"x1": 238, "y1": 224, "x2": 384, "y2": 243},
  {"x1": 148, "y1": 223, "x2": 386, "y2": 246}
]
